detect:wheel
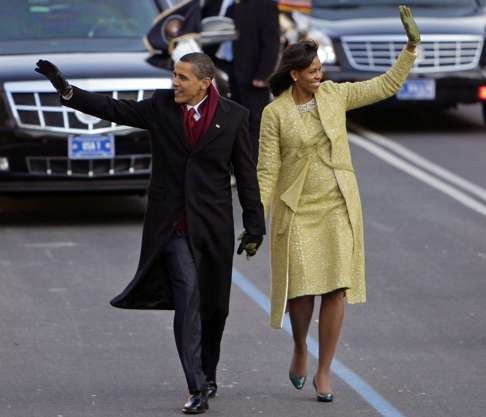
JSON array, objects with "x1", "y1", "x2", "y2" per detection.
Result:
[{"x1": 482, "y1": 102, "x2": 486, "y2": 125}]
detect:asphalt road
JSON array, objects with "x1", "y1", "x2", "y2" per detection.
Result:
[{"x1": 1, "y1": 103, "x2": 485, "y2": 417}]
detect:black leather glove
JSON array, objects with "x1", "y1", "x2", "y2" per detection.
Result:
[
  {"x1": 35, "y1": 60, "x2": 71, "y2": 96},
  {"x1": 237, "y1": 231, "x2": 263, "y2": 258}
]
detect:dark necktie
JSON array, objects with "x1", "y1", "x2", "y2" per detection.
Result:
[{"x1": 186, "y1": 107, "x2": 196, "y2": 131}]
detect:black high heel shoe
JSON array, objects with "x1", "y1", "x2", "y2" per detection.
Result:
[
  {"x1": 312, "y1": 377, "x2": 334, "y2": 402},
  {"x1": 289, "y1": 371, "x2": 306, "y2": 390}
]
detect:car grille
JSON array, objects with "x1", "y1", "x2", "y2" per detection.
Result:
[
  {"x1": 341, "y1": 35, "x2": 484, "y2": 73},
  {"x1": 26, "y1": 154, "x2": 151, "y2": 177},
  {"x1": 5, "y1": 78, "x2": 171, "y2": 134}
]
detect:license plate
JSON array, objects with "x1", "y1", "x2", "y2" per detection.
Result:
[
  {"x1": 68, "y1": 134, "x2": 114, "y2": 159},
  {"x1": 397, "y1": 79, "x2": 436, "y2": 100}
]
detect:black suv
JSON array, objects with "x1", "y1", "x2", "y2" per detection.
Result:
[
  {"x1": 297, "y1": 0, "x2": 486, "y2": 122},
  {"x1": 0, "y1": 0, "x2": 232, "y2": 194}
]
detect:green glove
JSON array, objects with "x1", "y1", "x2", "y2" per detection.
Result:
[
  {"x1": 237, "y1": 231, "x2": 263, "y2": 259},
  {"x1": 399, "y1": 5, "x2": 421, "y2": 46}
]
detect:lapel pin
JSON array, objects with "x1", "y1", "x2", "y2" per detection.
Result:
[{"x1": 216, "y1": 124, "x2": 221, "y2": 128}]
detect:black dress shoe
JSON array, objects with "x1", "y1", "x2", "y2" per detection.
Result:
[
  {"x1": 207, "y1": 380, "x2": 218, "y2": 398},
  {"x1": 182, "y1": 391, "x2": 209, "y2": 414}
]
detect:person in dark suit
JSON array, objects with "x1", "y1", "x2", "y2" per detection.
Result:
[
  {"x1": 201, "y1": 0, "x2": 224, "y2": 17},
  {"x1": 35, "y1": 53, "x2": 265, "y2": 415},
  {"x1": 225, "y1": 0, "x2": 280, "y2": 162}
]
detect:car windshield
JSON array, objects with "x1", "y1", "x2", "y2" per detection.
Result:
[
  {"x1": 312, "y1": 0, "x2": 483, "y2": 7},
  {"x1": 0, "y1": 0, "x2": 158, "y2": 41}
]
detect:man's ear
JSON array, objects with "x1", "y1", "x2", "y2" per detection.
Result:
[{"x1": 201, "y1": 78, "x2": 212, "y2": 91}]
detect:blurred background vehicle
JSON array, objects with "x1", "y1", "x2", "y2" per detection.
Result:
[
  {"x1": 0, "y1": 0, "x2": 234, "y2": 195},
  {"x1": 282, "y1": 0, "x2": 486, "y2": 124}
]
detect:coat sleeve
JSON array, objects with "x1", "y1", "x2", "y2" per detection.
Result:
[
  {"x1": 231, "y1": 109, "x2": 266, "y2": 236},
  {"x1": 337, "y1": 48, "x2": 416, "y2": 111},
  {"x1": 254, "y1": 0, "x2": 280, "y2": 81},
  {"x1": 61, "y1": 86, "x2": 153, "y2": 130},
  {"x1": 257, "y1": 105, "x2": 281, "y2": 219}
]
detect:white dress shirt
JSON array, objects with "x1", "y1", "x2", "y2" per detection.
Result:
[{"x1": 186, "y1": 95, "x2": 208, "y2": 121}]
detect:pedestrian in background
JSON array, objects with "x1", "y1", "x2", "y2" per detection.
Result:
[
  {"x1": 257, "y1": 6, "x2": 420, "y2": 402},
  {"x1": 35, "y1": 52, "x2": 265, "y2": 414},
  {"x1": 221, "y1": 0, "x2": 280, "y2": 163},
  {"x1": 202, "y1": 0, "x2": 224, "y2": 17}
]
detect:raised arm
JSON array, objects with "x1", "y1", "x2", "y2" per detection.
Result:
[
  {"x1": 337, "y1": 5, "x2": 420, "y2": 111},
  {"x1": 257, "y1": 105, "x2": 281, "y2": 219},
  {"x1": 35, "y1": 60, "x2": 153, "y2": 130}
]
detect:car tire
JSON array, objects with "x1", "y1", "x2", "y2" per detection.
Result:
[{"x1": 482, "y1": 102, "x2": 486, "y2": 125}]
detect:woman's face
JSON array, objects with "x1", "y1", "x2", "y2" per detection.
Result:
[{"x1": 291, "y1": 57, "x2": 323, "y2": 95}]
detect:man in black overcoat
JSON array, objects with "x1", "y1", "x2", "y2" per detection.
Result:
[
  {"x1": 225, "y1": 0, "x2": 280, "y2": 162},
  {"x1": 35, "y1": 53, "x2": 265, "y2": 414}
]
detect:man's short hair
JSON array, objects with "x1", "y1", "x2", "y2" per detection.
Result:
[{"x1": 180, "y1": 52, "x2": 216, "y2": 80}]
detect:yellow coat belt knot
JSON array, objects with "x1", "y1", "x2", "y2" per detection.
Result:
[{"x1": 278, "y1": 141, "x2": 354, "y2": 234}]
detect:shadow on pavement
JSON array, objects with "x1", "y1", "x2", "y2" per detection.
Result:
[
  {"x1": 348, "y1": 103, "x2": 484, "y2": 133},
  {"x1": 0, "y1": 194, "x2": 146, "y2": 226}
]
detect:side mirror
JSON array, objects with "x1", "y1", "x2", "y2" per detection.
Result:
[{"x1": 200, "y1": 16, "x2": 238, "y2": 45}]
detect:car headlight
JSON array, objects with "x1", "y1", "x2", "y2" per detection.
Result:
[
  {"x1": 307, "y1": 30, "x2": 337, "y2": 65},
  {"x1": 0, "y1": 157, "x2": 9, "y2": 171}
]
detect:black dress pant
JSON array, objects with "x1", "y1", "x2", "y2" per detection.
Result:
[
  {"x1": 162, "y1": 235, "x2": 205, "y2": 394},
  {"x1": 201, "y1": 317, "x2": 226, "y2": 382},
  {"x1": 162, "y1": 235, "x2": 227, "y2": 393}
]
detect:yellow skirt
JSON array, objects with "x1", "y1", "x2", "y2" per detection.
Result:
[{"x1": 287, "y1": 158, "x2": 353, "y2": 299}]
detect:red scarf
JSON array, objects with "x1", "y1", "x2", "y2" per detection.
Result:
[
  {"x1": 175, "y1": 84, "x2": 220, "y2": 233},
  {"x1": 181, "y1": 83, "x2": 220, "y2": 147}
]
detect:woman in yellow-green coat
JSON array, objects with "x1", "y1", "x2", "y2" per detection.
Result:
[{"x1": 257, "y1": 5, "x2": 420, "y2": 401}]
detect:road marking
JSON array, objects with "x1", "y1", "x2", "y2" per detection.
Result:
[
  {"x1": 232, "y1": 269, "x2": 407, "y2": 417},
  {"x1": 349, "y1": 122, "x2": 486, "y2": 203},
  {"x1": 20, "y1": 242, "x2": 79, "y2": 248},
  {"x1": 48, "y1": 288, "x2": 67, "y2": 293},
  {"x1": 348, "y1": 133, "x2": 486, "y2": 217}
]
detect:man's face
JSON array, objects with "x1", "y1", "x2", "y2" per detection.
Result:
[{"x1": 172, "y1": 61, "x2": 211, "y2": 106}]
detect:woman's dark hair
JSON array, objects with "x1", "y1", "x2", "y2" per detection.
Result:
[{"x1": 268, "y1": 40, "x2": 319, "y2": 97}]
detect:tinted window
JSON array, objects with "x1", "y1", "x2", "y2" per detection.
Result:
[{"x1": 0, "y1": 0, "x2": 158, "y2": 41}]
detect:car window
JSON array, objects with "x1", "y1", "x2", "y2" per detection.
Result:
[{"x1": 0, "y1": 0, "x2": 158, "y2": 41}]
